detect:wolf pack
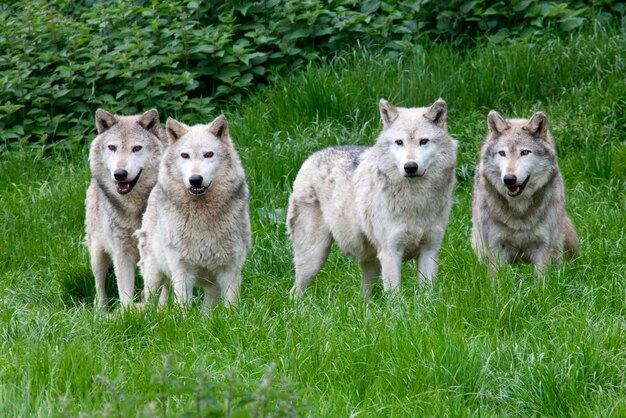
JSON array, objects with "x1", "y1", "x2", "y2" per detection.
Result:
[{"x1": 85, "y1": 99, "x2": 579, "y2": 311}]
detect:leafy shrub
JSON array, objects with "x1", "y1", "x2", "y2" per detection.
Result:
[
  {"x1": 0, "y1": 0, "x2": 623, "y2": 147},
  {"x1": 86, "y1": 356, "x2": 304, "y2": 417}
]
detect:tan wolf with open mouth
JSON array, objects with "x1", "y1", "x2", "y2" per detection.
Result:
[
  {"x1": 471, "y1": 110, "x2": 579, "y2": 277},
  {"x1": 85, "y1": 109, "x2": 165, "y2": 310}
]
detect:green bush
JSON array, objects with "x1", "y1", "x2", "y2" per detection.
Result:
[{"x1": 0, "y1": 0, "x2": 623, "y2": 147}]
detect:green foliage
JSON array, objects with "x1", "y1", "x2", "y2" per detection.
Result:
[
  {"x1": 0, "y1": 0, "x2": 624, "y2": 147},
  {"x1": 90, "y1": 357, "x2": 303, "y2": 417}
]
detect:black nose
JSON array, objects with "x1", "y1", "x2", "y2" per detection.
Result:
[
  {"x1": 404, "y1": 162, "x2": 418, "y2": 175},
  {"x1": 189, "y1": 175, "x2": 203, "y2": 187},
  {"x1": 503, "y1": 174, "x2": 517, "y2": 185},
  {"x1": 114, "y1": 169, "x2": 128, "y2": 181}
]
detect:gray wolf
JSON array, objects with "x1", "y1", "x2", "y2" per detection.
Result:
[
  {"x1": 137, "y1": 115, "x2": 251, "y2": 309},
  {"x1": 471, "y1": 110, "x2": 579, "y2": 277},
  {"x1": 287, "y1": 99, "x2": 457, "y2": 298},
  {"x1": 85, "y1": 109, "x2": 165, "y2": 310}
]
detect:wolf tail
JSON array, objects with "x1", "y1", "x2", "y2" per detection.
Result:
[
  {"x1": 285, "y1": 196, "x2": 299, "y2": 238},
  {"x1": 564, "y1": 215, "x2": 580, "y2": 260}
]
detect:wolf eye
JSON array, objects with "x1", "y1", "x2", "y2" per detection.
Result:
[
  {"x1": 108, "y1": 145, "x2": 117, "y2": 151},
  {"x1": 132, "y1": 145, "x2": 143, "y2": 152},
  {"x1": 181, "y1": 153, "x2": 190, "y2": 159},
  {"x1": 419, "y1": 138, "x2": 429, "y2": 145},
  {"x1": 498, "y1": 151, "x2": 506, "y2": 157},
  {"x1": 520, "y1": 149, "x2": 531, "y2": 156},
  {"x1": 395, "y1": 139, "x2": 404, "y2": 146},
  {"x1": 204, "y1": 151, "x2": 214, "y2": 158}
]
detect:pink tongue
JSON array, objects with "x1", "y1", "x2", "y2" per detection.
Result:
[
  {"x1": 508, "y1": 186, "x2": 518, "y2": 192},
  {"x1": 117, "y1": 182, "x2": 130, "y2": 193}
]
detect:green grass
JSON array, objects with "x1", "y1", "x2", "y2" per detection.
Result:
[{"x1": 1, "y1": 25, "x2": 625, "y2": 416}]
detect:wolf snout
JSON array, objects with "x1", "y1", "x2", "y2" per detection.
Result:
[
  {"x1": 189, "y1": 175, "x2": 204, "y2": 188},
  {"x1": 503, "y1": 174, "x2": 517, "y2": 185},
  {"x1": 404, "y1": 162, "x2": 418, "y2": 176},
  {"x1": 114, "y1": 168, "x2": 128, "y2": 181}
]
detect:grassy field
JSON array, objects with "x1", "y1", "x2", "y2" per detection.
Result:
[{"x1": 1, "y1": 26, "x2": 625, "y2": 416}]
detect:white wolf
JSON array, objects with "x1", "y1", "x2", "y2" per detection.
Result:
[
  {"x1": 287, "y1": 99, "x2": 457, "y2": 298},
  {"x1": 85, "y1": 109, "x2": 165, "y2": 310},
  {"x1": 471, "y1": 110, "x2": 579, "y2": 277},
  {"x1": 137, "y1": 115, "x2": 251, "y2": 309}
]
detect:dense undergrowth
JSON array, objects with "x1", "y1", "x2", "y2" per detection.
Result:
[{"x1": 0, "y1": 0, "x2": 624, "y2": 147}]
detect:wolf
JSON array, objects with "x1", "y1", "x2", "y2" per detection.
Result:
[
  {"x1": 136, "y1": 115, "x2": 251, "y2": 309},
  {"x1": 85, "y1": 108, "x2": 165, "y2": 310},
  {"x1": 287, "y1": 99, "x2": 457, "y2": 298},
  {"x1": 471, "y1": 110, "x2": 579, "y2": 277}
]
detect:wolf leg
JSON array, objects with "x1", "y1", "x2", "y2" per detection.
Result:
[
  {"x1": 90, "y1": 245, "x2": 111, "y2": 311},
  {"x1": 203, "y1": 286, "x2": 221, "y2": 311},
  {"x1": 417, "y1": 244, "x2": 440, "y2": 284},
  {"x1": 171, "y1": 268, "x2": 194, "y2": 307},
  {"x1": 113, "y1": 252, "x2": 137, "y2": 308},
  {"x1": 530, "y1": 247, "x2": 552, "y2": 276},
  {"x1": 217, "y1": 267, "x2": 241, "y2": 307},
  {"x1": 359, "y1": 259, "x2": 380, "y2": 300},
  {"x1": 378, "y1": 249, "x2": 402, "y2": 294},
  {"x1": 288, "y1": 203, "x2": 332, "y2": 298},
  {"x1": 486, "y1": 245, "x2": 511, "y2": 283},
  {"x1": 158, "y1": 285, "x2": 169, "y2": 308},
  {"x1": 141, "y1": 257, "x2": 164, "y2": 307}
]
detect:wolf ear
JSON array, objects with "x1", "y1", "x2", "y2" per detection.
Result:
[
  {"x1": 423, "y1": 98, "x2": 447, "y2": 128},
  {"x1": 487, "y1": 110, "x2": 510, "y2": 138},
  {"x1": 166, "y1": 118, "x2": 188, "y2": 144},
  {"x1": 208, "y1": 114, "x2": 229, "y2": 140},
  {"x1": 137, "y1": 109, "x2": 161, "y2": 138},
  {"x1": 95, "y1": 109, "x2": 118, "y2": 134},
  {"x1": 523, "y1": 112, "x2": 549, "y2": 140},
  {"x1": 379, "y1": 99, "x2": 399, "y2": 129}
]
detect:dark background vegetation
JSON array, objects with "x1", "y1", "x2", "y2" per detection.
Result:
[{"x1": 0, "y1": 0, "x2": 623, "y2": 148}]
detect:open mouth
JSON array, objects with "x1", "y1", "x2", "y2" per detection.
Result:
[
  {"x1": 116, "y1": 170, "x2": 142, "y2": 195},
  {"x1": 506, "y1": 176, "x2": 530, "y2": 197},
  {"x1": 188, "y1": 185, "x2": 208, "y2": 196},
  {"x1": 404, "y1": 170, "x2": 425, "y2": 178}
]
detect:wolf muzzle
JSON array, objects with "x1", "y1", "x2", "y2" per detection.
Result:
[
  {"x1": 188, "y1": 175, "x2": 208, "y2": 196},
  {"x1": 404, "y1": 162, "x2": 419, "y2": 177},
  {"x1": 115, "y1": 169, "x2": 142, "y2": 195}
]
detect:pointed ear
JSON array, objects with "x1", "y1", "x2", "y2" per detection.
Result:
[
  {"x1": 95, "y1": 109, "x2": 118, "y2": 134},
  {"x1": 137, "y1": 109, "x2": 161, "y2": 138},
  {"x1": 487, "y1": 110, "x2": 510, "y2": 138},
  {"x1": 208, "y1": 114, "x2": 229, "y2": 140},
  {"x1": 165, "y1": 118, "x2": 188, "y2": 144},
  {"x1": 423, "y1": 98, "x2": 447, "y2": 128},
  {"x1": 523, "y1": 112, "x2": 549, "y2": 140},
  {"x1": 379, "y1": 99, "x2": 399, "y2": 129}
]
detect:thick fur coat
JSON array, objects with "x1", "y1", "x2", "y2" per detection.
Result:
[
  {"x1": 85, "y1": 109, "x2": 165, "y2": 310},
  {"x1": 287, "y1": 99, "x2": 457, "y2": 298},
  {"x1": 137, "y1": 115, "x2": 251, "y2": 308},
  {"x1": 471, "y1": 110, "x2": 579, "y2": 276}
]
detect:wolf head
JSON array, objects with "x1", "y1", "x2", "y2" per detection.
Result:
[
  {"x1": 164, "y1": 115, "x2": 235, "y2": 197},
  {"x1": 90, "y1": 109, "x2": 164, "y2": 195},
  {"x1": 481, "y1": 110, "x2": 557, "y2": 199},
  {"x1": 376, "y1": 99, "x2": 454, "y2": 178}
]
